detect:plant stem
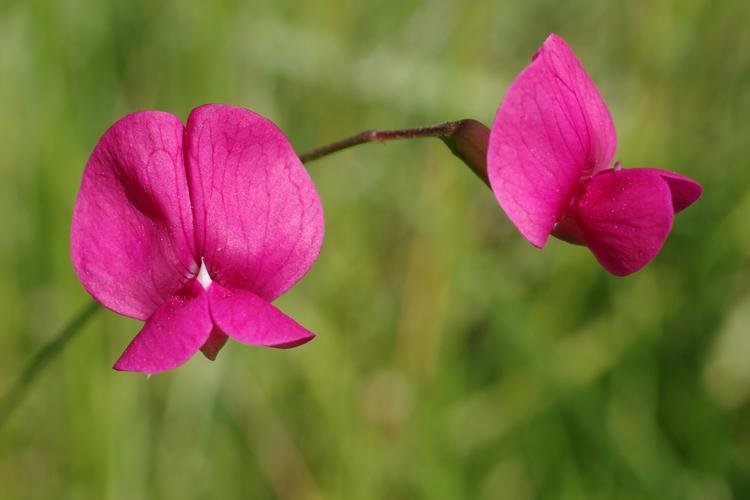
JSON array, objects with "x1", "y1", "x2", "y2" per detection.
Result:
[
  {"x1": 298, "y1": 121, "x2": 464, "y2": 163},
  {"x1": 298, "y1": 119, "x2": 490, "y2": 186},
  {"x1": 0, "y1": 300, "x2": 100, "y2": 430}
]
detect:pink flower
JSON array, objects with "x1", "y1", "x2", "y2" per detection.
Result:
[
  {"x1": 487, "y1": 34, "x2": 701, "y2": 276},
  {"x1": 71, "y1": 104, "x2": 324, "y2": 374}
]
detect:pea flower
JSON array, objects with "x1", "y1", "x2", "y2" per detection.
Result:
[
  {"x1": 487, "y1": 34, "x2": 701, "y2": 275},
  {"x1": 71, "y1": 104, "x2": 324, "y2": 374}
]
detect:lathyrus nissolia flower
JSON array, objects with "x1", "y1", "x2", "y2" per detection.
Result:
[
  {"x1": 71, "y1": 104, "x2": 324, "y2": 374},
  {"x1": 487, "y1": 34, "x2": 701, "y2": 275}
]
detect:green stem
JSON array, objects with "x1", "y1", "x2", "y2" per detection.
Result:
[{"x1": 0, "y1": 300, "x2": 100, "y2": 429}]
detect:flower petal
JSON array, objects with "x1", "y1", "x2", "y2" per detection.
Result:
[
  {"x1": 575, "y1": 169, "x2": 674, "y2": 276},
  {"x1": 632, "y1": 168, "x2": 702, "y2": 213},
  {"x1": 71, "y1": 111, "x2": 197, "y2": 320},
  {"x1": 113, "y1": 280, "x2": 212, "y2": 374},
  {"x1": 208, "y1": 284, "x2": 315, "y2": 348},
  {"x1": 185, "y1": 104, "x2": 324, "y2": 301},
  {"x1": 488, "y1": 34, "x2": 617, "y2": 247},
  {"x1": 200, "y1": 327, "x2": 229, "y2": 361}
]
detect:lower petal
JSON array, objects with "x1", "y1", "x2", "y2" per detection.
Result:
[
  {"x1": 208, "y1": 285, "x2": 315, "y2": 348},
  {"x1": 114, "y1": 280, "x2": 212, "y2": 374},
  {"x1": 625, "y1": 168, "x2": 702, "y2": 213},
  {"x1": 200, "y1": 327, "x2": 229, "y2": 361},
  {"x1": 575, "y1": 169, "x2": 675, "y2": 276}
]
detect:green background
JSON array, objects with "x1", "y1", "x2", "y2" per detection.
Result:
[{"x1": 1, "y1": 0, "x2": 748, "y2": 498}]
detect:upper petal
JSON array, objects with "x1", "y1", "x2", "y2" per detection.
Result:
[
  {"x1": 113, "y1": 280, "x2": 212, "y2": 374},
  {"x1": 184, "y1": 104, "x2": 324, "y2": 301},
  {"x1": 488, "y1": 33, "x2": 617, "y2": 247},
  {"x1": 630, "y1": 168, "x2": 702, "y2": 213},
  {"x1": 575, "y1": 169, "x2": 674, "y2": 276},
  {"x1": 71, "y1": 111, "x2": 197, "y2": 320}
]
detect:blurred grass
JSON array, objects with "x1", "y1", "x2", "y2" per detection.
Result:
[{"x1": 1, "y1": 0, "x2": 750, "y2": 498}]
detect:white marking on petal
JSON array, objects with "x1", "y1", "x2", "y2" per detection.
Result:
[{"x1": 197, "y1": 258, "x2": 213, "y2": 289}]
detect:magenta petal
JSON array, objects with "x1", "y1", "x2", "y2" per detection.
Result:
[
  {"x1": 114, "y1": 280, "x2": 212, "y2": 374},
  {"x1": 575, "y1": 169, "x2": 674, "y2": 276},
  {"x1": 184, "y1": 104, "x2": 324, "y2": 301},
  {"x1": 200, "y1": 328, "x2": 229, "y2": 361},
  {"x1": 71, "y1": 111, "x2": 197, "y2": 320},
  {"x1": 488, "y1": 34, "x2": 617, "y2": 247},
  {"x1": 208, "y1": 284, "x2": 315, "y2": 349},
  {"x1": 630, "y1": 168, "x2": 702, "y2": 213}
]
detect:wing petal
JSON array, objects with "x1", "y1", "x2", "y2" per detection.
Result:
[
  {"x1": 632, "y1": 168, "x2": 702, "y2": 213},
  {"x1": 113, "y1": 280, "x2": 212, "y2": 374},
  {"x1": 208, "y1": 284, "x2": 315, "y2": 348},
  {"x1": 576, "y1": 169, "x2": 674, "y2": 276}
]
